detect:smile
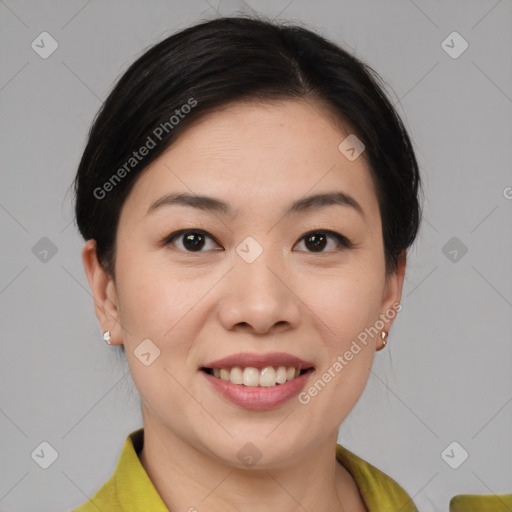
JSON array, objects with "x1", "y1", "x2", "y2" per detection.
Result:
[{"x1": 202, "y1": 366, "x2": 313, "y2": 387}]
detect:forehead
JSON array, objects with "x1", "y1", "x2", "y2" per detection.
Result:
[{"x1": 119, "y1": 99, "x2": 380, "y2": 226}]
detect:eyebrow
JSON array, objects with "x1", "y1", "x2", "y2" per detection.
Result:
[{"x1": 146, "y1": 191, "x2": 365, "y2": 219}]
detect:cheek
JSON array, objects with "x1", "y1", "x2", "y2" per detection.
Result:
[
  {"x1": 114, "y1": 246, "x2": 205, "y2": 338},
  {"x1": 305, "y1": 265, "x2": 384, "y2": 345},
  {"x1": 302, "y1": 272, "x2": 381, "y2": 416},
  {"x1": 114, "y1": 256, "x2": 204, "y2": 403}
]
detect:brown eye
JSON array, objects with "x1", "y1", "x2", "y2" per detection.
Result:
[
  {"x1": 163, "y1": 229, "x2": 351, "y2": 254},
  {"x1": 295, "y1": 230, "x2": 352, "y2": 253},
  {"x1": 164, "y1": 230, "x2": 220, "y2": 252}
]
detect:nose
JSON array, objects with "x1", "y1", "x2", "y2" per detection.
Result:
[{"x1": 217, "y1": 249, "x2": 302, "y2": 336}]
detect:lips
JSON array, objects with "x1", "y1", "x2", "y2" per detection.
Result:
[
  {"x1": 200, "y1": 352, "x2": 315, "y2": 407},
  {"x1": 201, "y1": 368, "x2": 315, "y2": 411},
  {"x1": 203, "y1": 352, "x2": 314, "y2": 370},
  {"x1": 201, "y1": 352, "x2": 314, "y2": 387}
]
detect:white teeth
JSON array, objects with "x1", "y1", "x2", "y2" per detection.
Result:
[
  {"x1": 229, "y1": 366, "x2": 243, "y2": 385},
  {"x1": 210, "y1": 365, "x2": 304, "y2": 387},
  {"x1": 259, "y1": 366, "x2": 277, "y2": 387},
  {"x1": 243, "y1": 367, "x2": 260, "y2": 387},
  {"x1": 276, "y1": 366, "x2": 288, "y2": 384}
]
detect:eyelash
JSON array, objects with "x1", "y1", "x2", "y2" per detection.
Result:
[{"x1": 162, "y1": 229, "x2": 353, "y2": 254}]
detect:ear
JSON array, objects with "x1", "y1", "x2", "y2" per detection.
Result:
[
  {"x1": 379, "y1": 251, "x2": 407, "y2": 338},
  {"x1": 81, "y1": 239, "x2": 121, "y2": 345}
]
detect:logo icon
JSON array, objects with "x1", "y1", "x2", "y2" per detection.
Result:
[
  {"x1": 31, "y1": 32, "x2": 59, "y2": 59},
  {"x1": 442, "y1": 236, "x2": 468, "y2": 263},
  {"x1": 441, "y1": 441, "x2": 469, "y2": 469},
  {"x1": 236, "y1": 236, "x2": 263, "y2": 264},
  {"x1": 31, "y1": 441, "x2": 59, "y2": 469},
  {"x1": 338, "y1": 134, "x2": 365, "y2": 161},
  {"x1": 32, "y1": 237, "x2": 58, "y2": 263},
  {"x1": 237, "y1": 442, "x2": 263, "y2": 468},
  {"x1": 134, "y1": 338, "x2": 161, "y2": 366},
  {"x1": 441, "y1": 32, "x2": 468, "y2": 59}
]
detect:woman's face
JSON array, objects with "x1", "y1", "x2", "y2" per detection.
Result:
[{"x1": 85, "y1": 99, "x2": 405, "y2": 467}]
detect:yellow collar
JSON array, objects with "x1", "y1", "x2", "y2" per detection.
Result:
[{"x1": 74, "y1": 428, "x2": 419, "y2": 512}]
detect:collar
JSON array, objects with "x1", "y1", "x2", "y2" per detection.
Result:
[{"x1": 108, "y1": 428, "x2": 418, "y2": 512}]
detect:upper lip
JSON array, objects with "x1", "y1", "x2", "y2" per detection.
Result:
[{"x1": 202, "y1": 352, "x2": 314, "y2": 370}]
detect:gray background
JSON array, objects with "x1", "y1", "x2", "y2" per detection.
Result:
[{"x1": 1, "y1": 1, "x2": 511, "y2": 511}]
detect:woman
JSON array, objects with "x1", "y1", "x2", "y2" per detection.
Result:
[{"x1": 72, "y1": 15, "x2": 423, "y2": 512}]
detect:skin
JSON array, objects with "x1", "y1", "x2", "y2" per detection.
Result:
[{"x1": 82, "y1": 99, "x2": 406, "y2": 512}]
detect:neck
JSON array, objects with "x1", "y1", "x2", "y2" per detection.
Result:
[{"x1": 138, "y1": 415, "x2": 364, "y2": 512}]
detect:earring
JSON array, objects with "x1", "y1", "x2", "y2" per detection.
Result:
[
  {"x1": 103, "y1": 331, "x2": 112, "y2": 345},
  {"x1": 378, "y1": 330, "x2": 388, "y2": 351}
]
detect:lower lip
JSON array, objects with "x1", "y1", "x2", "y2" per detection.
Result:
[{"x1": 202, "y1": 370, "x2": 313, "y2": 410}]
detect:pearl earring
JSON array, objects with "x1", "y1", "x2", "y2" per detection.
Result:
[
  {"x1": 103, "y1": 331, "x2": 112, "y2": 345},
  {"x1": 378, "y1": 330, "x2": 388, "y2": 350}
]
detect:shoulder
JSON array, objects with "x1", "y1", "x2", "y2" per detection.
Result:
[
  {"x1": 449, "y1": 493, "x2": 512, "y2": 511},
  {"x1": 70, "y1": 470, "x2": 121, "y2": 512},
  {"x1": 336, "y1": 443, "x2": 419, "y2": 512},
  {"x1": 69, "y1": 428, "x2": 168, "y2": 512}
]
